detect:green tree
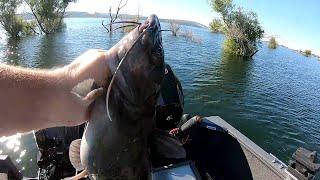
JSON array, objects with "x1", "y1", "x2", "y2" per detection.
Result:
[
  {"x1": 212, "y1": 0, "x2": 232, "y2": 18},
  {"x1": 268, "y1": 37, "x2": 277, "y2": 49},
  {"x1": 0, "y1": 0, "x2": 36, "y2": 38},
  {"x1": 210, "y1": 0, "x2": 264, "y2": 57},
  {"x1": 209, "y1": 18, "x2": 223, "y2": 33},
  {"x1": 0, "y1": 0, "x2": 23, "y2": 38},
  {"x1": 25, "y1": 0, "x2": 75, "y2": 34}
]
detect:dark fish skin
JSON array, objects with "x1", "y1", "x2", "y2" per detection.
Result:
[{"x1": 77, "y1": 15, "x2": 165, "y2": 180}]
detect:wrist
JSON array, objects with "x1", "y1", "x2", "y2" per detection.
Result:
[{"x1": 52, "y1": 66, "x2": 74, "y2": 89}]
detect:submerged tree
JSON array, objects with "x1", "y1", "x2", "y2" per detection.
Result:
[
  {"x1": 25, "y1": 0, "x2": 75, "y2": 34},
  {"x1": 169, "y1": 20, "x2": 181, "y2": 36},
  {"x1": 0, "y1": 0, "x2": 25, "y2": 38},
  {"x1": 268, "y1": 37, "x2": 277, "y2": 49},
  {"x1": 180, "y1": 29, "x2": 203, "y2": 44},
  {"x1": 209, "y1": 18, "x2": 223, "y2": 33},
  {"x1": 102, "y1": 0, "x2": 128, "y2": 33},
  {"x1": 0, "y1": 0, "x2": 36, "y2": 38},
  {"x1": 0, "y1": 0, "x2": 22, "y2": 38},
  {"x1": 210, "y1": 0, "x2": 264, "y2": 57}
]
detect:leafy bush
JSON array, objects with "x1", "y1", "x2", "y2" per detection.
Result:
[
  {"x1": 223, "y1": 38, "x2": 238, "y2": 54},
  {"x1": 0, "y1": 14, "x2": 23, "y2": 38},
  {"x1": 25, "y1": 0, "x2": 74, "y2": 34},
  {"x1": 268, "y1": 37, "x2": 277, "y2": 49},
  {"x1": 209, "y1": 18, "x2": 224, "y2": 33},
  {"x1": 304, "y1": 50, "x2": 312, "y2": 57},
  {"x1": 212, "y1": 0, "x2": 233, "y2": 17},
  {"x1": 210, "y1": 0, "x2": 264, "y2": 57},
  {"x1": 180, "y1": 30, "x2": 202, "y2": 44},
  {"x1": 0, "y1": 0, "x2": 37, "y2": 38},
  {"x1": 0, "y1": 0, "x2": 22, "y2": 38}
]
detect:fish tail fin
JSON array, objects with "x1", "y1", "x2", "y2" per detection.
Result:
[{"x1": 69, "y1": 139, "x2": 84, "y2": 171}]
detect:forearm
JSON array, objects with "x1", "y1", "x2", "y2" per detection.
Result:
[
  {"x1": 0, "y1": 64, "x2": 74, "y2": 136},
  {"x1": 0, "y1": 50, "x2": 110, "y2": 136}
]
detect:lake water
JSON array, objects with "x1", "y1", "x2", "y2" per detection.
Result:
[{"x1": 0, "y1": 18, "x2": 319, "y2": 178}]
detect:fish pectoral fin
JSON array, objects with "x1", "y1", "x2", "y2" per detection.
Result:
[
  {"x1": 152, "y1": 129, "x2": 186, "y2": 159},
  {"x1": 69, "y1": 139, "x2": 84, "y2": 171},
  {"x1": 82, "y1": 87, "x2": 104, "y2": 106},
  {"x1": 71, "y1": 79, "x2": 104, "y2": 106},
  {"x1": 72, "y1": 79, "x2": 96, "y2": 97},
  {"x1": 70, "y1": 169, "x2": 88, "y2": 180}
]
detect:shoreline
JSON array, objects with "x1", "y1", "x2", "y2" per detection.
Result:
[
  {"x1": 12, "y1": 12, "x2": 320, "y2": 58},
  {"x1": 19, "y1": 11, "x2": 208, "y2": 29}
]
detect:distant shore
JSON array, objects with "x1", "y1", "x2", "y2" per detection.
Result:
[
  {"x1": 20, "y1": 11, "x2": 208, "y2": 29},
  {"x1": 67, "y1": 11, "x2": 209, "y2": 29},
  {"x1": 269, "y1": 43, "x2": 320, "y2": 59},
  {"x1": 15, "y1": 11, "x2": 320, "y2": 59}
]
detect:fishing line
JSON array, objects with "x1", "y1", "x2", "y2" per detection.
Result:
[
  {"x1": 159, "y1": 29, "x2": 173, "y2": 32},
  {"x1": 102, "y1": 20, "x2": 142, "y2": 32},
  {"x1": 106, "y1": 26, "x2": 149, "y2": 122},
  {"x1": 105, "y1": 21, "x2": 142, "y2": 25},
  {"x1": 113, "y1": 24, "x2": 139, "y2": 31}
]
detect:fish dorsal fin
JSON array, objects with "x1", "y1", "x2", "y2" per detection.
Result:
[{"x1": 69, "y1": 139, "x2": 84, "y2": 171}]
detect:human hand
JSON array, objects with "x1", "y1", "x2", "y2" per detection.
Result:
[
  {"x1": 169, "y1": 128, "x2": 180, "y2": 136},
  {"x1": 0, "y1": 49, "x2": 112, "y2": 136},
  {"x1": 58, "y1": 49, "x2": 112, "y2": 126},
  {"x1": 66, "y1": 49, "x2": 111, "y2": 87}
]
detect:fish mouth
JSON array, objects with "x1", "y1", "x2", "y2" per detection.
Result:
[
  {"x1": 141, "y1": 15, "x2": 164, "y2": 65},
  {"x1": 138, "y1": 14, "x2": 161, "y2": 33},
  {"x1": 106, "y1": 15, "x2": 164, "y2": 114},
  {"x1": 139, "y1": 15, "x2": 165, "y2": 84}
]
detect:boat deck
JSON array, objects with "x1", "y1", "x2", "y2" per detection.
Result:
[{"x1": 205, "y1": 116, "x2": 293, "y2": 180}]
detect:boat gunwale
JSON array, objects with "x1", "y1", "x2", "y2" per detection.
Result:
[{"x1": 205, "y1": 116, "x2": 290, "y2": 179}]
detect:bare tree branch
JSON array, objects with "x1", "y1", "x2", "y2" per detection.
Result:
[
  {"x1": 56, "y1": 6, "x2": 66, "y2": 31},
  {"x1": 24, "y1": 0, "x2": 47, "y2": 34},
  {"x1": 106, "y1": 0, "x2": 128, "y2": 33},
  {"x1": 169, "y1": 20, "x2": 180, "y2": 36},
  {"x1": 113, "y1": 0, "x2": 123, "y2": 22},
  {"x1": 114, "y1": 0, "x2": 128, "y2": 22},
  {"x1": 26, "y1": 23, "x2": 39, "y2": 35},
  {"x1": 109, "y1": 6, "x2": 113, "y2": 20},
  {"x1": 101, "y1": 20, "x2": 110, "y2": 32},
  {"x1": 120, "y1": 0, "x2": 128, "y2": 9}
]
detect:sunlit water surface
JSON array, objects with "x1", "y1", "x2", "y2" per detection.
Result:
[{"x1": 0, "y1": 18, "x2": 320, "y2": 177}]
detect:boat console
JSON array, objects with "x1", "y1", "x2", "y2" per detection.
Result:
[{"x1": 152, "y1": 161, "x2": 201, "y2": 180}]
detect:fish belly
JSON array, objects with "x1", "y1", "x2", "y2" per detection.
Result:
[{"x1": 80, "y1": 98, "x2": 150, "y2": 180}]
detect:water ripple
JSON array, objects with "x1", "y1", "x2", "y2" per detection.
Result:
[{"x1": 0, "y1": 18, "x2": 320, "y2": 177}]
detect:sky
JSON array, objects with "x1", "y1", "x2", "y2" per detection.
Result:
[
  {"x1": 232, "y1": 0, "x2": 320, "y2": 55},
  {"x1": 67, "y1": 0, "x2": 217, "y2": 25},
  {"x1": 40, "y1": 0, "x2": 320, "y2": 55}
]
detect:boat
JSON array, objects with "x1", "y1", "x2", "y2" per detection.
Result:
[{"x1": 1, "y1": 116, "x2": 319, "y2": 180}]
